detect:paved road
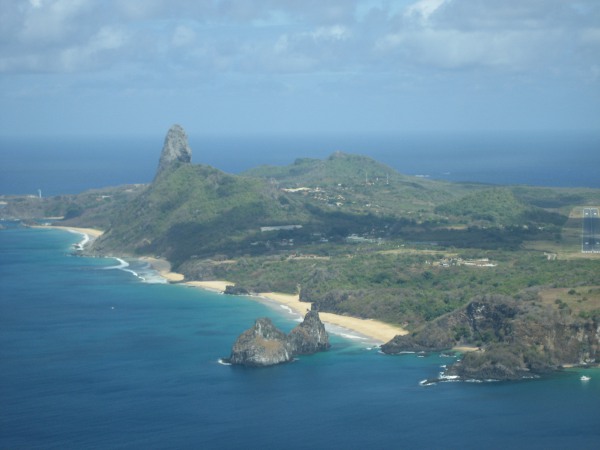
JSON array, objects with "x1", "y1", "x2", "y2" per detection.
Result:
[{"x1": 582, "y1": 208, "x2": 600, "y2": 253}]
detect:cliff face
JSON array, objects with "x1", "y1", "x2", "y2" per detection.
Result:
[
  {"x1": 227, "y1": 310, "x2": 330, "y2": 367},
  {"x1": 155, "y1": 124, "x2": 192, "y2": 179},
  {"x1": 381, "y1": 295, "x2": 600, "y2": 380},
  {"x1": 287, "y1": 309, "x2": 330, "y2": 355},
  {"x1": 228, "y1": 318, "x2": 292, "y2": 367}
]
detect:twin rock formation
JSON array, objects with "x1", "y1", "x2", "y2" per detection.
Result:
[{"x1": 227, "y1": 309, "x2": 330, "y2": 367}]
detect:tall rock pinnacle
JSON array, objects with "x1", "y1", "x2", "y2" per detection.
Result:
[{"x1": 155, "y1": 124, "x2": 192, "y2": 179}]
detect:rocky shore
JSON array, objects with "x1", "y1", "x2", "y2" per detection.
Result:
[
  {"x1": 226, "y1": 308, "x2": 330, "y2": 367},
  {"x1": 381, "y1": 295, "x2": 600, "y2": 381}
]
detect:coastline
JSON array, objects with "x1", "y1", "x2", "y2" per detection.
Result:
[
  {"x1": 42, "y1": 226, "x2": 407, "y2": 344},
  {"x1": 181, "y1": 282, "x2": 408, "y2": 344},
  {"x1": 46, "y1": 225, "x2": 104, "y2": 239},
  {"x1": 146, "y1": 262, "x2": 409, "y2": 343},
  {"x1": 138, "y1": 254, "x2": 408, "y2": 343},
  {"x1": 140, "y1": 257, "x2": 185, "y2": 282},
  {"x1": 256, "y1": 292, "x2": 408, "y2": 344}
]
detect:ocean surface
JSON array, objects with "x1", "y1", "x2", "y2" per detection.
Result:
[
  {"x1": 1, "y1": 132, "x2": 600, "y2": 448},
  {"x1": 1, "y1": 224, "x2": 599, "y2": 449},
  {"x1": 1, "y1": 131, "x2": 599, "y2": 196}
]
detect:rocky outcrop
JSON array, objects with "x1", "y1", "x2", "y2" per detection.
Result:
[
  {"x1": 227, "y1": 310, "x2": 330, "y2": 367},
  {"x1": 228, "y1": 318, "x2": 292, "y2": 367},
  {"x1": 381, "y1": 294, "x2": 600, "y2": 381},
  {"x1": 223, "y1": 285, "x2": 252, "y2": 296},
  {"x1": 155, "y1": 124, "x2": 192, "y2": 179},
  {"x1": 287, "y1": 309, "x2": 330, "y2": 355},
  {"x1": 445, "y1": 344, "x2": 550, "y2": 381}
]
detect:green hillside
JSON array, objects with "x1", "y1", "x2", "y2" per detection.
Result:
[
  {"x1": 92, "y1": 164, "x2": 308, "y2": 265},
  {"x1": 38, "y1": 143, "x2": 597, "y2": 332},
  {"x1": 243, "y1": 151, "x2": 473, "y2": 218},
  {"x1": 434, "y1": 187, "x2": 567, "y2": 227}
]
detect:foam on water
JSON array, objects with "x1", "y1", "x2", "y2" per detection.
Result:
[
  {"x1": 104, "y1": 257, "x2": 129, "y2": 270},
  {"x1": 279, "y1": 305, "x2": 293, "y2": 314},
  {"x1": 66, "y1": 229, "x2": 90, "y2": 247},
  {"x1": 103, "y1": 258, "x2": 167, "y2": 284}
]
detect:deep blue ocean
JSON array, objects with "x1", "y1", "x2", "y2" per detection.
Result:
[
  {"x1": 1, "y1": 226, "x2": 600, "y2": 449},
  {"x1": 1, "y1": 131, "x2": 599, "y2": 196},
  {"x1": 1, "y1": 133, "x2": 600, "y2": 448}
]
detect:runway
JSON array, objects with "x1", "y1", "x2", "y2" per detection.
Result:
[{"x1": 582, "y1": 207, "x2": 600, "y2": 253}]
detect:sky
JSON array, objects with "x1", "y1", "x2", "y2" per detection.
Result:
[{"x1": 1, "y1": 0, "x2": 599, "y2": 137}]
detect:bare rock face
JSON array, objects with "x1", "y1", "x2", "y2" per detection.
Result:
[
  {"x1": 227, "y1": 310, "x2": 330, "y2": 367},
  {"x1": 287, "y1": 310, "x2": 330, "y2": 355},
  {"x1": 155, "y1": 124, "x2": 192, "y2": 178},
  {"x1": 382, "y1": 294, "x2": 600, "y2": 381},
  {"x1": 228, "y1": 318, "x2": 292, "y2": 367}
]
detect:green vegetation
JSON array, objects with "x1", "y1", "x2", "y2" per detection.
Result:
[
  {"x1": 191, "y1": 247, "x2": 600, "y2": 328},
  {"x1": 15, "y1": 150, "x2": 595, "y2": 332},
  {"x1": 435, "y1": 187, "x2": 567, "y2": 227}
]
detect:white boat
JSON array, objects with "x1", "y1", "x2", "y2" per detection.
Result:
[{"x1": 580, "y1": 375, "x2": 591, "y2": 381}]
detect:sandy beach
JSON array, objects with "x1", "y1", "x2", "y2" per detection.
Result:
[
  {"x1": 452, "y1": 345, "x2": 482, "y2": 353},
  {"x1": 258, "y1": 292, "x2": 408, "y2": 343},
  {"x1": 181, "y1": 282, "x2": 408, "y2": 344},
  {"x1": 141, "y1": 257, "x2": 185, "y2": 282},
  {"x1": 44, "y1": 225, "x2": 104, "y2": 239},
  {"x1": 40, "y1": 225, "x2": 408, "y2": 343}
]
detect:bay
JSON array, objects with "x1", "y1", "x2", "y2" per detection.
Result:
[{"x1": 1, "y1": 225, "x2": 599, "y2": 449}]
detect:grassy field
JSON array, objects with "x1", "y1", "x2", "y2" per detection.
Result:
[{"x1": 537, "y1": 286, "x2": 600, "y2": 318}]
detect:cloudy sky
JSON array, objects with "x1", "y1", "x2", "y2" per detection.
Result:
[{"x1": 1, "y1": 0, "x2": 599, "y2": 137}]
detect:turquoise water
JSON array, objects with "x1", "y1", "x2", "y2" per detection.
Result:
[{"x1": 1, "y1": 225, "x2": 599, "y2": 449}]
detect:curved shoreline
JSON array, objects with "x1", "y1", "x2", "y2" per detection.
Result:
[
  {"x1": 138, "y1": 256, "x2": 408, "y2": 343},
  {"x1": 45, "y1": 225, "x2": 104, "y2": 239},
  {"x1": 43, "y1": 226, "x2": 407, "y2": 344},
  {"x1": 137, "y1": 259, "x2": 409, "y2": 344},
  {"x1": 182, "y1": 281, "x2": 408, "y2": 344}
]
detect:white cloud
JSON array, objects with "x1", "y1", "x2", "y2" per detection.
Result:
[
  {"x1": 20, "y1": 0, "x2": 93, "y2": 43},
  {"x1": 373, "y1": 0, "x2": 600, "y2": 74},
  {"x1": 404, "y1": 0, "x2": 448, "y2": 23},
  {"x1": 59, "y1": 26, "x2": 129, "y2": 71},
  {"x1": 377, "y1": 28, "x2": 554, "y2": 71},
  {"x1": 310, "y1": 25, "x2": 350, "y2": 42},
  {"x1": 1, "y1": 1, "x2": 598, "y2": 86}
]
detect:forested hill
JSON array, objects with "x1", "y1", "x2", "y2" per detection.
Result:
[
  {"x1": 91, "y1": 162, "x2": 309, "y2": 265},
  {"x1": 242, "y1": 151, "x2": 472, "y2": 217},
  {"x1": 83, "y1": 144, "x2": 599, "y2": 268}
]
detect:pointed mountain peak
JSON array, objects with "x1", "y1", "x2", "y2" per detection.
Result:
[{"x1": 155, "y1": 124, "x2": 192, "y2": 178}]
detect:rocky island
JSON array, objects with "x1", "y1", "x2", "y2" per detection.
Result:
[{"x1": 227, "y1": 309, "x2": 330, "y2": 367}]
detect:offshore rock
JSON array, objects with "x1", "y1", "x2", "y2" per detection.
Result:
[
  {"x1": 228, "y1": 318, "x2": 291, "y2": 367},
  {"x1": 287, "y1": 309, "x2": 330, "y2": 355},
  {"x1": 227, "y1": 310, "x2": 330, "y2": 367},
  {"x1": 223, "y1": 285, "x2": 252, "y2": 296},
  {"x1": 155, "y1": 124, "x2": 192, "y2": 178}
]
